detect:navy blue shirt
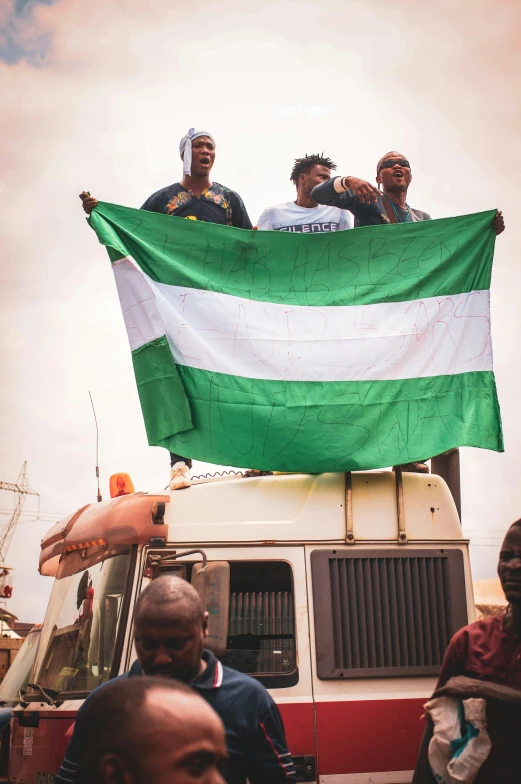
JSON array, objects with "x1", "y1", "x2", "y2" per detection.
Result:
[
  {"x1": 57, "y1": 650, "x2": 296, "y2": 784},
  {"x1": 141, "y1": 182, "x2": 253, "y2": 229},
  {"x1": 311, "y1": 177, "x2": 431, "y2": 226}
]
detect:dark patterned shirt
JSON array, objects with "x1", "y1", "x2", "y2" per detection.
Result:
[{"x1": 141, "y1": 181, "x2": 252, "y2": 229}]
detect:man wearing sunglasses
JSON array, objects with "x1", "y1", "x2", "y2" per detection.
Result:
[
  {"x1": 311, "y1": 151, "x2": 504, "y2": 474},
  {"x1": 311, "y1": 150, "x2": 505, "y2": 232}
]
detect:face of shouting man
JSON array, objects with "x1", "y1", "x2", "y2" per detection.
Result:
[
  {"x1": 187, "y1": 136, "x2": 216, "y2": 178},
  {"x1": 376, "y1": 151, "x2": 412, "y2": 197}
]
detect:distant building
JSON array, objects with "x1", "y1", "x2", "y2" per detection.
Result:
[
  {"x1": 0, "y1": 609, "x2": 23, "y2": 682},
  {"x1": 13, "y1": 622, "x2": 35, "y2": 639},
  {"x1": 0, "y1": 608, "x2": 19, "y2": 637}
]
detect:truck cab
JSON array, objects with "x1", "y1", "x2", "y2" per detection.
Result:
[{"x1": 10, "y1": 469, "x2": 473, "y2": 784}]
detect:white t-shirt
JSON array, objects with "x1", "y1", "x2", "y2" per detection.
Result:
[{"x1": 256, "y1": 201, "x2": 353, "y2": 233}]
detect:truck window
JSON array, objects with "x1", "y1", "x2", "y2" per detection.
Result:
[
  {"x1": 311, "y1": 548, "x2": 468, "y2": 679},
  {"x1": 0, "y1": 628, "x2": 41, "y2": 705},
  {"x1": 29, "y1": 551, "x2": 133, "y2": 696},
  {"x1": 221, "y1": 561, "x2": 296, "y2": 684},
  {"x1": 160, "y1": 559, "x2": 297, "y2": 683}
]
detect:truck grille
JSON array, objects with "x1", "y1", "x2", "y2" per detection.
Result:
[{"x1": 311, "y1": 549, "x2": 468, "y2": 678}]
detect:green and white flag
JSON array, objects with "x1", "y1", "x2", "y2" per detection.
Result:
[{"x1": 89, "y1": 204, "x2": 503, "y2": 472}]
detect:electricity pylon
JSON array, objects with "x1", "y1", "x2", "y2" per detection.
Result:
[{"x1": 0, "y1": 462, "x2": 39, "y2": 568}]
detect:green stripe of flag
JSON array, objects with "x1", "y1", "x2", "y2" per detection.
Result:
[
  {"x1": 132, "y1": 337, "x2": 192, "y2": 443},
  {"x1": 132, "y1": 337, "x2": 502, "y2": 471},
  {"x1": 90, "y1": 204, "x2": 496, "y2": 307}
]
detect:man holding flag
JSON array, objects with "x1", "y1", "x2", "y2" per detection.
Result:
[
  {"x1": 84, "y1": 145, "x2": 505, "y2": 477},
  {"x1": 310, "y1": 149, "x2": 504, "y2": 232},
  {"x1": 80, "y1": 128, "x2": 252, "y2": 491},
  {"x1": 311, "y1": 150, "x2": 505, "y2": 473}
]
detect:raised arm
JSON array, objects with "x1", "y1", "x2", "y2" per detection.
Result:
[
  {"x1": 79, "y1": 190, "x2": 98, "y2": 215},
  {"x1": 312, "y1": 175, "x2": 379, "y2": 209},
  {"x1": 493, "y1": 210, "x2": 505, "y2": 235}
]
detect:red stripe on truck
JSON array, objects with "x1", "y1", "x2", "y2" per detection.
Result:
[
  {"x1": 277, "y1": 702, "x2": 316, "y2": 758},
  {"x1": 315, "y1": 698, "x2": 426, "y2": 775}
]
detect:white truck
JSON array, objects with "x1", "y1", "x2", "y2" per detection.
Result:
[{"x1": 10, "y1": 467, "x2": 472, "y2": 783}]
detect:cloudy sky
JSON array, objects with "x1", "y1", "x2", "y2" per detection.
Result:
[{"x1": 1, "y1": 0, "x2": 520, "y2": 622}]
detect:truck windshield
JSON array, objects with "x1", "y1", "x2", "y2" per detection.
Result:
[
  {"x1": 29, "y1": 551, "x2": 132, "y2": 696},
  {"x1": 0, "y1": 629, "x2": 41, "y2": 705}
]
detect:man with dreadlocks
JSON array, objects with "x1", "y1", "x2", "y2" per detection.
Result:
[{"x1": 257, "y1": 153, "x2": 364, "y2": 232}]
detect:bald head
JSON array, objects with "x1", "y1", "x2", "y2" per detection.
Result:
[
  {"x1": 76, "y1": 676, "x2": 226, "y2": 784},
  {"x1": 134, "y1": 577, "x2": 208, "y2": 682},
  {"x1": 135, "y1": 575, "x2": 205, "y2": 625}
]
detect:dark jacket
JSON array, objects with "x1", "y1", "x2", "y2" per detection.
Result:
[
  {"x1": 57, "y1": 650, "x2": 296, "y2": 784},
  {"x1": 413, "y1": 675, "x2": 521, "y2": 784},
  {"x1": 311, "y1": 177, "x2": 431, "y2": 226}
]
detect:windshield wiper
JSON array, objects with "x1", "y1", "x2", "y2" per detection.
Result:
[{"x1": 26, "y1": 683, "x2": 60, "y2": 706}]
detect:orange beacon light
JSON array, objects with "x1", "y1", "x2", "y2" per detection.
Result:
[{"x1": 109, "y1": 473, "x2": 135, "y2": 498}]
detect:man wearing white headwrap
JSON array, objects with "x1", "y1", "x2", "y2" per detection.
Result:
[
  {"x1": 179, "y1": 128, "x2": 216, "y2": 177},
  {"x1": 141, "y1": 128, "x2": 251, "y2": 230},
  {"x1": 80, "y1": 127, "x2": 252, "y2": 490}
]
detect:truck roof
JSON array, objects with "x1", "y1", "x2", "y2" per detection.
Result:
[
  {"x1": 169, "y1": 470, "x2": 462, "y2": 543},
  {"x1": 40, "y1": 471, "x2": 462, "y2": 578}
]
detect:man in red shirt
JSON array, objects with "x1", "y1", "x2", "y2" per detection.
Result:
[
  {"x1": 412, "y1": 521, "x2": 521, "y2": 781},
  {"x1": 437, "y1": 519, "x2": 521, "y2": 690}
]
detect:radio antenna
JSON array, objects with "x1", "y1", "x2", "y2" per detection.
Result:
[{"x1": 89, "y1": 390, "x2": 102, "y2": 502}]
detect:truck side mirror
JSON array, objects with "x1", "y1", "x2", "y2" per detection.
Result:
[{"x1": 191, "y1": 562, "x2": 230, "y2": 656}]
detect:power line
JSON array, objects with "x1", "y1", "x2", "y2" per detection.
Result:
[
  {"x1": 0, "y1": 509, "x2": 64, "y2": 519},
  {"x1": 8, "y1": 517, "x2": 55, "y2": 527}
]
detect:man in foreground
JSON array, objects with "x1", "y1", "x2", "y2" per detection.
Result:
[
  {"x1": 58, "y1": 576, "x2": 296, "y2": 784},
  {"x1": 75, "y1": 677, "x2": 227, "y2": 784},
  {"x1": 256, "y1": 153, "x2": 353, "y2": 232},
  {"x1": 80, "y1": 128, "x2": 253, "y2": 492}
]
